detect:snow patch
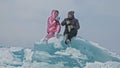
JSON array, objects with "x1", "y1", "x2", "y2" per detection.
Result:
[
  {"x1": 0, "y1": 48, "x2": 22, "y2": 67},
  {"x1": 55, "y1": 47, "x2": 88, "y2": 59},
  {"x1": 48, "y1": 37, "x2": 63, "y2": 49},
  {"x1": 21, "y1": 61, "x2": 66, "y2": 68},
  {"x1": 10, "y1": 47, "x2": 23, "y2": 52},
  {"x1": 84, "y1": 61, "x2": 120, "y2": 68},
  {"x1": 33, "y1": 51, "x2": 55, "y2": 61},
  {"x1": 88, "y1": 41, "x2": 106, "y2": 50},
  {"x1": 24, "y1": 49, "x2": 33, "y2": 62},
  {"x1": 0, "y1": 48, "x2": 14, "y2": 65}
]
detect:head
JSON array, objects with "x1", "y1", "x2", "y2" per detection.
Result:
[
  {"x1": 51, "y1": 10, "x2": 59, "y2": 19},
  {"x1": 68, "y1": 11, "x2": 74, "y2": 19}
]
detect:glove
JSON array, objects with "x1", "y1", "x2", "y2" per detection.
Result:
[
  {"x1": 55, "y1": 17, "x2": 60, "y2": 22},
  {"x1": 66, "y1": 21, "x2": 70, "y2": 25}
]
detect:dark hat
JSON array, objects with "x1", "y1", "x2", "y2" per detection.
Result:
[{"x1": 68, "y1": 11, "x2": 74, "y2": 16}]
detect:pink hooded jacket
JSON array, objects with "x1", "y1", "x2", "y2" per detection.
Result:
[{"x1": 47, "y1": 10, "x2": 61, "y2": 33}]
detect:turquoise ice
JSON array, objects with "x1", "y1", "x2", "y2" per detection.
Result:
[{"x1": 0, "y1": 36, "x2": 120, "y2": 68}]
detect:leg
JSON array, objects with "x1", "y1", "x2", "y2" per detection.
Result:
[
  {"x1": 42, "y1": 32, "x2": 54, "y2": 44},
  {"x1": 63, "y1": 34, "x2": 68, "y2": 41},
  {"x1": 55, "y1": 24, "x2": 61, "y2": 38},
  {"x1": 63, "y1": 30, "x2": 69, "y2": 45},
  {"x1": 45, "y1": 32, "x2": 55, "y2": 40},
  {"x1": 55, "y1": 23, "x2": 61, "y2": 33},
  {"x1": 68, "y1": 29, "x2": 77, "y2": 42},
  {"x1": 64, "y1": 34, "x2": 69, "y2": 45}
]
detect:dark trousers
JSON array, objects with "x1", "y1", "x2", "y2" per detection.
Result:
[{"x1": 64, "y1": 29, "x2": 77, "y2": 44}]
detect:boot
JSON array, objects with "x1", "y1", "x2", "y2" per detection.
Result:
[
  {"x1": 43, "y1": 38, "x2": 48, "y2": 44},
  {"x1": 65, "y1": 39, "x2": 71, "y2": 47}
]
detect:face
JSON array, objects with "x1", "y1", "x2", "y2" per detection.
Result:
[
  {"x1": 54, "y1": 12, "x2": 59, "y2": 18},
  {"x1": 68, "y1": 14, "x2": 72, "y2": 18}
]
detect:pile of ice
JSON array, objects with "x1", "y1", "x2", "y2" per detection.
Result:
[{"x1": 0, "y1": 36, "x2": 120, "y2": 68}]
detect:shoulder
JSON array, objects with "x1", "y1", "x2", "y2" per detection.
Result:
[
  {"x1": 73, "y1": 18, "x2": 79, "y2": 24},
  {"x1": 72, "y1": 18, "x2": 78, "y2": 23},
  {"x1": 63, "y1": 18, "x2": 68, "y2": 21},
  {"x1": 48, "y1": 17, "x2": 51, "y2": 20},
  {"x1": 74, "y1": 18, "x2": 79, "y2": 21},
  {"x1": 48, "y1": 17, "x2": 54, "y2": 22}
]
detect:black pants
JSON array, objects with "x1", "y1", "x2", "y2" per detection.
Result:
[{"x1": 64, "y1": 29, "x2": 77, "y2": 44}]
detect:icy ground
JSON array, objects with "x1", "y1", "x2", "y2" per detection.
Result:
[{"x1": 0, "y1": 36, "x2": 120, "y2": 68}]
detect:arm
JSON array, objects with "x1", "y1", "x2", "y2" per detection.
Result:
[
  {"x1": 56, "y1": 23, "x2": 61, "y2": 33},
  {"x1": 74, "y1": 19, "x2": 80, "y2": 30},
  {"x1": 48, "y1": 17, "x2": 56, "y2": 27},
  {"x1": 61, "y1": 19, "x2": 66, "y2": 26}
]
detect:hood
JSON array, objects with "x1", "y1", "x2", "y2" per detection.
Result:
[
  {"x1": 68, "y1": 11, "x2": 75, "y2": 19},
  {"x1": 51, "y1": 10, "x2": 59, "y2": 19}
]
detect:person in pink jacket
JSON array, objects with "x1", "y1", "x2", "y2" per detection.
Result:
[{"x1": 43, "y1": 10, "x2": 61, "y2": 43}]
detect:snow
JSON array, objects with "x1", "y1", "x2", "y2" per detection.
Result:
[
  {"x1": 0, "y1": 48, "x2": 14, "y2": 65},
  {"x1": 88, "y1": 41, "x2": 106, "y2": 50},
  {"x1": 10, "y1": 47, "x2": 23, "y2": 52},
  {"x1": 49, "y1": 37, "x2": 63, "y2": 49},
  {"x1": 55, "y1": 47, "x2": 88, "y2": 59},
  {"x1": 0, "y1": 36, "x2": 120, "y2": 68},
  {"x1": 24, "y1": 49, "x2": 33, "y2": 62},
  {"x1": 21, "y1": 62, "x2": 66, "y2": 68},
  {"x1": 84, "y1": 61, "x2": 120, "y2": 68},
  {"x1": 0, "y1": 47, "x2": 22, "y2": 67}
]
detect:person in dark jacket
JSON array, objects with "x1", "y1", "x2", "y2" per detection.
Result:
[{"x1": 61, "y1": 11, "x2": 80, "y2": 46}]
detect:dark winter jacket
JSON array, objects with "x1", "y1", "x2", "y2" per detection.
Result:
[{"x1": 61, "y1": 17, "x2": 80, "y2": 34}]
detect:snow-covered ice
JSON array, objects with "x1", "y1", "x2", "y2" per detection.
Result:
[{"x1": 0, "y1": 36, "x2": 120, "y2": 68}]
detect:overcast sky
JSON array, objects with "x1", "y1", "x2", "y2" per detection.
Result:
[{"x1": 0, "y1": 0, "x2": 120, "y2": 54}]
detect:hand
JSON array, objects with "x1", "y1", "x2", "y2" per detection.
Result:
[
  {"x1": 66, "y1": 21, "x2": 70, "y2": 25},
  {"x1": 55, "y1": 17, "x2": 60, "y2": 22},
  {"x1": 68, "y1": 25, "x2": 74, "y2": 32},
  {"x1": 70, "y1": 25, "x2": 74, "y2": 29}
]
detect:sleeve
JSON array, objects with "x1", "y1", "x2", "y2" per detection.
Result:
[
  {"x1": 61, "y1": 19, "x2": 66, "y2": 26},
  {"x1": 48, "y1": 17, "x2": 56, "y2": 27},
  {"x1": 74, "y1": 19, "x2": 80, "y2": 30},
  {"x1": 56, "y1": 23, "x2": 61, "y2": 33}
]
